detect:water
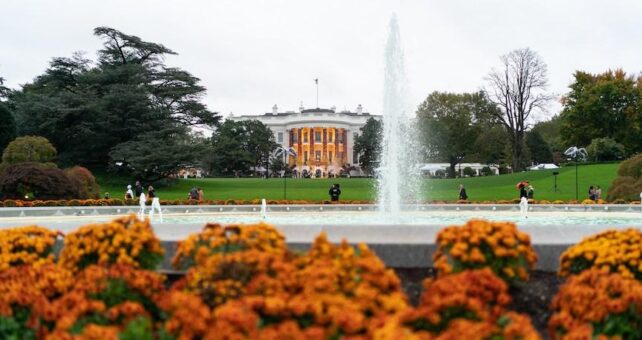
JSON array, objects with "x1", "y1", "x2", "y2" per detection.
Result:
[{"x1": 377, "y1": 14, "x2": 421, "y2": 215}]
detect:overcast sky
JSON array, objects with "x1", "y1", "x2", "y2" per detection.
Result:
[{"x1": 2, "y1": 0, "x2": 642, "y2": 121}]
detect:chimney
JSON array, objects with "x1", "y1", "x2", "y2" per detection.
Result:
[
  {"x1": 356, "y1": 104, "x2": 363, "y2": 114},
  {"x1": 272, "y1": 104, "x2": 278, "y2": 115}
]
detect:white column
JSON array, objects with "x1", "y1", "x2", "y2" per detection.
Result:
[{"x1": 346, "y1": 129, "x2": 353, "y2": 165}]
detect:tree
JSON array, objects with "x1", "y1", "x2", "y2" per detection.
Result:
[
  {"x1": 354, "y1": 118, "x2": 382, "y2": 175},
  {"x1": 471, "y1": 125, "x2": 509, "y2": 166},
  {"x1": 416, "y1": 91, "x2": 501, "y2": 177},
  {"x1": 531, "y1": 115, "x2": 563, "y2": 153},
  {"x1": 207, "y1": 120, "x2": 277, "y2": 176},
  {"x1": 485, "y1": 48, "x2": 551, "y2": 171},
  {"x1": 1, "y1": 136, "x2": 57, "y2": 166},
  {"x1": 0, "y1": 76, "x2": 10, "y2": 99},
  {"x1": 560, "y1": 70, "x2": 640, "y2": 153},
  {"x1": 586, "y1": 137, "x2": 626, "y2": 162},
  {"x1": 109, "y1": 127, "x2": 207, "y2": 182},
  {"x1": 0, "y1": 103, "x2": 16, "y2": 153},
  {"x1": 10, "y1": 27, "x2": 219, "y2": 169},
  {"x1": 525, "y1": 130, "x2": 553, "y2": 164}
]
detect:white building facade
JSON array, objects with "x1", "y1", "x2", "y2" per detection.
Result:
[{"x1": 230, "y1": 105, "x2": 380, "y2": 177}]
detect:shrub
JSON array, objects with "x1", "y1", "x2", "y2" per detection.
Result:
[
  {"x1": 608, "y1": 154, "x2": 642, "y2": 200},
  {"x1": 64, "y1": 166, "x2": 100, "y2": 199},
  {"x1": 59, "y1": 215, "x2": 164, "y2": 272},
  {"x1": 433, "y1": 220, "x2": 538, "y2": 283},
  {"x1": 586, "y1": 137, "x2": 626, "y2": 162},
  {"x1": 559, "y1": 229, "x2": 642, "y2": 279},
  {"x1": 463, "y1": 166, "x2": 475, "y2": 177},
  {"x1": 0, "y1": 162, "x2": 79, "y2": 200},
  {"x1": 549, "y1": 268, "x2": 642, "y2": 339},
  {"x1": 480, "y1": 166, "x2": 494, "y2": 176},
  {"x1": 580, "y1": 199, "x2": 595, "y2": 204},
  {"x1": 0, "y1": 135, "x2": 57, "y2": 165}
]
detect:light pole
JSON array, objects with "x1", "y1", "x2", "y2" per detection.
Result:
[
  {"x1": 272, "y1": 146, "x2": 298, "y2": 200},
  {"x1": 564, "y1": 146, "x2": 588, "y2": 201}
]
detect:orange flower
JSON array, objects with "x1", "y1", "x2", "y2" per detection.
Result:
[{"x1": 433, "y1": 219, "x2": 537, "y2": 283}]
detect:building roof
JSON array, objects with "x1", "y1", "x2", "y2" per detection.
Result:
[{"x1": 260, "y1": 108, "x2": 371, "y2": 117}]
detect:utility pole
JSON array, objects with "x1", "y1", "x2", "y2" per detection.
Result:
[{"x1": 314, "y1": 78, "x2": 319, "y2": 108}]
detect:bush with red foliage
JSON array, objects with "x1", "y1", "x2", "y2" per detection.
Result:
[
  {"x1": 0, "y1": 162, "x2": 79, "y2": 199},
  {"x1": 64, "y1": 166, "x2": 100, "y2": 199}
]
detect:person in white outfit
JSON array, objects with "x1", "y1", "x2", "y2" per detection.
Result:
[
  {"x1": 518, "y1": 181, "x2": 529, "y2": 218},
  {"x1": 148, "y1": 186, "x2": 163, "y2": 222},
  {"x1": 125, "y1": 185, "x2": 134, "y2": 199},
  {"x1": 138, "y1": 191, "x2": 146, "y2": 218}
]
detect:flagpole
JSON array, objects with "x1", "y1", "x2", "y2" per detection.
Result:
[{"x1": 315, "y1": 78, "x2": 319, "y2": 108}]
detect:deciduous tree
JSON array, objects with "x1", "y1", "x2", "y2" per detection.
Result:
[
  {"x1": 417, "y1": 91, "x2": 500, "y2": 177},
  {"x1": 485, "y1": 48, "x2": 551, "y2": 171}
]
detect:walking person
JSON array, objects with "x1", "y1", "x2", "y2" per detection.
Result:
[
  {"x1": 125, "y1": 185, "x2": 134, "y2": 199},
  {"x1": 148, "y1": 185, "x2": 163, "y2": 222},
  {"x1": 458, "y1": 184, "x2": 468, "y2": 201},
  {"x1": 588, "y1": 186, "x2": 596, "y2": 201},
  {"x1": 135, "y1": 180, "x2": 144, "y2": 198},
  {"x1": 518, "y1": 181, "x2": 529, "y2": 218},
  {"x1": 329, "y1": 184, "x2": 341, "y2": 202},
  {"x1": 138, "y1": 191, "x2": 146, "y2": 219}
]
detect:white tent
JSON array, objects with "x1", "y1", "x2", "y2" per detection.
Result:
[{"x1": 528, "y1": 163, "x2": 559, "y2": 171}]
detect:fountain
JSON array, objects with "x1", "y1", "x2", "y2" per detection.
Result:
[{"x1": 377, "y1": 14, "x2": 421, "y2": 215}]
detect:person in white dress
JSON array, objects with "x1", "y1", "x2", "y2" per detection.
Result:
[
  {"x1": 125, "y1": 185, "x2": 134, "y2": 199},
  {"x1": 138, "y1": 191, "x2": 146, "y2": 218},
  {"x1": 148, "y1": 185, "x2": 162, "y2": 222}
]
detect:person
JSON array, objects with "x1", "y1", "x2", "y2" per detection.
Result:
[
  {"x1": 458, "y1": 184, "x2": 468, "y2": 201},
  {"x1": 125, "y1": 185, "x2": 134, "y2": 199},
  {"x1": 588, "y1": 186, "x2": 596, "y2": 201},
  {"x1": 189, "y1": 187, "x2": 199, "y2": 200},
  {"x1": 527, "y1": 184, "x2": 534, "y2": 199},
  {"x1": 519, "y1": 181, "x2": 529, "y2": 199},
  {"x1": 329, "y1": 184, "x2": 341, "y2": 202},
  {"x1": 197, "y1": 187, "x2": 204, "y2": 201},
  {"x1": 518, "y1": 181, "x2": 529, "y2": 218},
  {"x1": 135, "y1": 181, "x2": 144, "y2": 198},
  {"x1": 595, "y1": 186, "x2": 602, "y2": 200},
  {"x1": 148, "y1": 185, "x2": 162, "y2": 221},
  {"x1": 138, "y1": 191, "x2": 146, "y2": 219}
]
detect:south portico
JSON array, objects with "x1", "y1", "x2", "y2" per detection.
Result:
[{"x1": 230, "y1": 104, "x2": 380, "y2": 177}]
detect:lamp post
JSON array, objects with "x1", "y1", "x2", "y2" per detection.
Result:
[
  {"x1": 564, "y1": 146, "x2": 588, "y2": 201},
  {"x1": 272, "y1": 146, "x2": 297, "y2": 200}
]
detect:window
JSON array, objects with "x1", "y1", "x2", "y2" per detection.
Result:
[
  {"x1": 315, "y1": 151, "x2": 321, "y2": 161},
  {"x1": 304, "y1": 133, "x2": 308, "y2": 143},
  {"x1": 277, "y1": 132, "x2": 283, "y2": 143},
  {"x1": 304, "y1": 151, "x2": 308, "y2": 163},
  {"x1": 338, "y1": 133, "x2": 343, "y2": 143},
  {"x1": 292, "y1": 131, "x2": 298, "y2": 143},
  {"x1": 338, "y1": 152, "x2": 343, "y2": 161},
  {"x1": 328, "y1": 132, "x2": 333, "y2": 143},
  {"x1": 329, "y1": 153, "x2": 333, "y2": 163},
  {"x1": 315, "y1": 131, "x2": 322, "y2": 143}
]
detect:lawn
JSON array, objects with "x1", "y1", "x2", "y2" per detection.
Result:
[{"x1": 97, "y1": 163, "x2": 619, "y2": 202}]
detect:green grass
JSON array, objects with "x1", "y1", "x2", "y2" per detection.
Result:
[{"x1": 96, "y1": 163, "x2": 619, "y2": 202}]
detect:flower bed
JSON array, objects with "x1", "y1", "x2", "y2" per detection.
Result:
[
  {"x1": 0, "y1": 198, "x2": 638, "y2": 207},
  {"x1": 2, "y1": 216, "x2": 642, "y2": 338}
]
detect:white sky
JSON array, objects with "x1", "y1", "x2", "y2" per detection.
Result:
[{"x1": 2, "y1": 0, "x2": 642, "y2": 121}]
